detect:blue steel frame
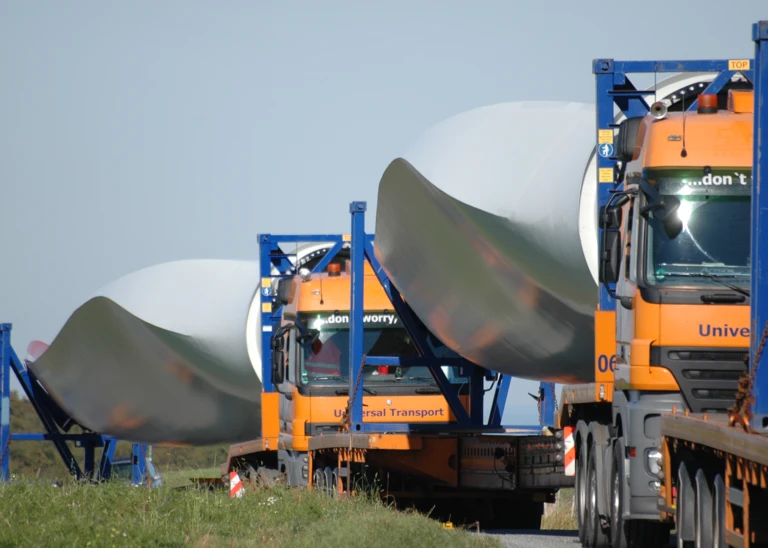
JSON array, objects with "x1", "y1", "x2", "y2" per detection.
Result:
[
  {"x1": 257, "y1": 202, "x2": 553, "y2": 434},
  {"x1": 0, "y1": 324, "x2": 147, "y2": 484},
  {"x1": 751, "y1": 22, "x2": 768, "y2": 431},
  {"x1": 593, "y1": 58, "x2": 755, "y2": 310}
]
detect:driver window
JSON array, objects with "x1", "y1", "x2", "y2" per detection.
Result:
[{"x1": 302, "y1": 331, "x2": 346, "y2": 379}]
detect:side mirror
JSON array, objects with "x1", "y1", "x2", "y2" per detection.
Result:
[
  {"x1": 598, "y1": 202, "x2": 624, "y2": 285},
  {"x1": 600, "y1": 230, "x2": 621, "y2": 284},
  {"x1": 656, "y1": 195, "x2": 683, "y2": 239},
  {"x1": 298, "y1": 328, "x2": 320, "y2": 344},
  {"x1": 615, "y1": 117, "x2": 644, "y2": 162},
  {"x1": 639, "y1": 180, "x2": 683, "y2": 239},
  {"x1": 276, "y1": 278, "x2": 292, "y2": 306},
  {"x1": 271, "y1": 335, "x2": 286, "y2": 384}
]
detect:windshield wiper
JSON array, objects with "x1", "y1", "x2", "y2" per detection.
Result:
[
  {"x1": 663, "y1": 272, "x2": 750, "y2": 297},
  {"x1": 334, "y1": 386, "x2": 377, "y2": 396}
]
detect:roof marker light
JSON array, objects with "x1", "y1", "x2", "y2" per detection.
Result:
[{"x1": 697, "y1": 94, "x2": 718, "y2": 114}]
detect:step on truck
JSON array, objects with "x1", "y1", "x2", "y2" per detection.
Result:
[{"x1": 223, "y1": 203, "x2": 574, "y2": 529}]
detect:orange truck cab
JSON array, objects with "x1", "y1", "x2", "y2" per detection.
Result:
[{"x1": 265, "y1": 257, "x2": 467, "y2": 452}]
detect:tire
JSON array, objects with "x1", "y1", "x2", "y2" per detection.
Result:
[
  {"x1": 313, "y1": 467, "x2": 326, "y2": 491},
  {"x1": 323, "y1": 466, "x2": 334, "y2": 497},
  {"x1": 676, "y1": 461, "x2": 695, "y2": 548},
  {"x1": 611, "y1": 438, "x2": 629, "y2": 548},
  {"x1": 328, "y1": 466, "x2": 339, "y2": 497},
  {"x1": 694, "y1": 469, "x2": 713, "y2": 548},
  {"x1": 712, "y1": 474, "x2": 726, "y2": 548},
  {"x1": 610, "y1": 437, "x2": 671, "y2": 548},
  {"x1": 587, "y1": 439, "x2": 610, "y2": 547},
  {"x1": 575, "y1": 422, "x2": 590, "y2": 544}
]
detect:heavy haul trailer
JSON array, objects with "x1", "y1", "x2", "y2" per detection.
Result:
[
  {"x1": 223, "y1": 203, "x2": 572, "y2": 529},
  {"x1": 557, "y1": 58, "x2": 756, "y2": 546},
  {"x1": 655, "y1": 22, "x2": 768, "y2": 548}
]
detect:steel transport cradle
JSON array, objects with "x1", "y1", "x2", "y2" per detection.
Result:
[
  {"x1": 226, "y1": 203, "x2": 571, "y2": 528},
  {"x1": 0, "y1": 324, "x2": 150, "y2": 485},
  {"x1": 654, "y1": 22, "x2": 768, "y2": 548}
]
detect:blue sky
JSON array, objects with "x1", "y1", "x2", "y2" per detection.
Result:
[{"x1": 2, "y1": 1, "x2": 765, "y2": 425}]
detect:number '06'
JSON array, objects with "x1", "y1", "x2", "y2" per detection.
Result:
[{"x1": 597, "y1": 354, "x2": 617, "y2": 373}]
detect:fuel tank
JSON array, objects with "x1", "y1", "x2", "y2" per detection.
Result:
[{"x1": 372, "y1": 73, "x2": 722, "y2": 383}]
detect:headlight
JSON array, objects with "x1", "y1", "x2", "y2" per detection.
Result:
[{"x1": 646, "y1": 449, "x2": 663, "y2": 476}]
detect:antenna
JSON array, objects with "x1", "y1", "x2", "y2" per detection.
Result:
[{"x1": 680, "y1": 91, "x2": 688, "y2": 158}]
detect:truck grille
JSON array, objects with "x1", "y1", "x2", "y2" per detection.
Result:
[{"x1": 650, "y1": 346, "x2": 748, "y2": 413}]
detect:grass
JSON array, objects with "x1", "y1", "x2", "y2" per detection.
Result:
[
  {"x1": 161, "y1": 467, "x2": 221, "y2": 489},
  {"x1": 541, "y1": 488, "x2": 578, "y2": 531},
  {"x1": 0, "y1": 478, "x2": 500, "y2": 548}
]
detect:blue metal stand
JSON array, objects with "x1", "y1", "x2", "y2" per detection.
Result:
[
  {"x1": 0, "y1": 323, "x2": 147, "y2": 483},
  {"x1": 751, "y1": 22, "x2": 768, "y2": 432},
  {"x1": 258, "y1": 202, "x2": 555, "y2": 435},
  {"x1": 539, "y1": 382, "x2": 556, "y2": 427}
]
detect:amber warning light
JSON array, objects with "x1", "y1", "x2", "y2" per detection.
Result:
[
  {"x1": 697, "y1": 94, "x2": 718, "y2": 114},
  {"x1": 327, "y1": 263, "x2": 341, "y2": 277}
]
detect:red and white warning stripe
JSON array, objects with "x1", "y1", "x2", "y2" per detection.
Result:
[
  {"x1": 563, "y1": 426, "x2": 576, "y2": 477},
  {"x1": 229, "y1": 471, "x2": 244, "y2": 498}
]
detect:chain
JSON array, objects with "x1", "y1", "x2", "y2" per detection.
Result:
[
  {"x1": 729, "y1": 320, "x2": 768, "y2": 432},
  {"x1": 340, "y1": 353, "x2": 367, "y2": 431}
]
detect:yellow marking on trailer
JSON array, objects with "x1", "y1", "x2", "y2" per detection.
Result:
[
  {"x1": 598, "y1": 129, "x2": 613, "y2": 144},
  {"x1": 728, "y1": 59, "x2": 750, "y2": 71}
]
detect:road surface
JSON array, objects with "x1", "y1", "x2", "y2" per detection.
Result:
[{"x1": 483, "y1": 530, "x2": 579, "y2": 547}]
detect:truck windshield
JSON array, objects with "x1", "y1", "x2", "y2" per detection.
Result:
[
  {"x1": 644, "y1": 168, "x2": 750, "y2": 289},
  {"x1": 297, "y1": 311, "x2": 461, "y2": 386}
]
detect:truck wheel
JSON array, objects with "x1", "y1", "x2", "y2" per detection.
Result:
[
  {"x1": 323, "y1": 466, "x2": 337, "y2": 498},
  {"x1": 712, "y1": 474, "x2": 726, "y2": 548},
  {"x1": 313, "y1": 467, "x2": 326, "y2": 491},
  {"x1": 676, "y1": 461, "x2": 695, "y2": 548},
  {"x1": 324, "y1": 466, "x2": 339, "y2": 497},
  {"x1": 611, "y1": 439, "x2": 671, "y2": 547},
  {"x1": 610, "y1": 438, "x2": 629, "y2": 548},
  {"x1": 694, "y1": 469, "x2": 713, "y2": 547},
  {"x1": 575, "y1": 421, "x2": 590, "y2": 544},
  {"x1": 587, "y1": 440, "x2": 610, "y2": 547}
]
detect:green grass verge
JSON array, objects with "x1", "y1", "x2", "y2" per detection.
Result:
[
  {"x1": 0, "y1": 480, "x2": 500, "y2": 548},
  {"x1": 160, "y1": 466, "x2": 221, "y2": 489},
  {"x1": 541, "y1": 488, "x2": 578, "y2": 531}
]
